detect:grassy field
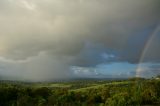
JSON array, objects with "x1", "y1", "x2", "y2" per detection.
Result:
[
  {"x1": 33, "y1": 83, "x2": 72, "y2": 88},
  {"x1": 70, "y1": 81, "x2": 131, "y2": 92}
]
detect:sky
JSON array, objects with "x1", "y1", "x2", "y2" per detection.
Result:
[{"x1": 0, "y1": 0, "x2": 160, "y2": 81}]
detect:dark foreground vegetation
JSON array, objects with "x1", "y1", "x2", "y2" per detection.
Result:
[{"x1": 0, "y1": 77, "x2": 160, "y2": 106}]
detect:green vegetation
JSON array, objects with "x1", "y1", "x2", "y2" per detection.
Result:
[{"x1": 0, "y1": 78, "x2": 160, "y2": 106}]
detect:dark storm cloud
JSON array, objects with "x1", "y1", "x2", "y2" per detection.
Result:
[
  {"x1": 0, "y1": 0, "x2": 160, "y2": 80},
  {"x1": 71, "y1": 42, "x2": 120, "y2": 66}
]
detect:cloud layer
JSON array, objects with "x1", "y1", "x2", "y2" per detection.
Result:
[{"x1": 0, "y1": 0, "x2": 160, "y2": 81}]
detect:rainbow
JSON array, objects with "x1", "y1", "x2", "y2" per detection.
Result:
[{"x1": 136, "y1": 26, "x2": 160, "y2": 77}]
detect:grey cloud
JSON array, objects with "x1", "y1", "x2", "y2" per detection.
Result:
[
  {"x1": 0, "y1": 0, "x2": 160, "y2": 80},
  {"x1": 0, "y1": 52, "x2": 73, "y2": 81},
  {"x1": 0, "y1": 0, "x2": 159, "y2": 59}
]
